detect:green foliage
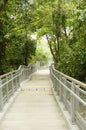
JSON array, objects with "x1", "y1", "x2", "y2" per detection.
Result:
[
  {"x1": 0, "y1": 0, "x2": 37, "y2": 74},
  {"x1": 56, "y1": 0, "x2": 86, "y2": 82},
  {"x1": 30, "y1": 50, "x2": 49, "y2": 66},
  {"x1": 32, "y1": 0, "x2": 86, "y2": 82},
  {"x1": 36, "y1": 50, "x2": 49, "y2": 66},
  {"x1": 0, "y1": 0, "x2": 86, "y2": 82},
  {"x1": 22, "y1": 38, "x2": 37, "y2": 65},
  {"x1": 0, "y1": 14, "x2": 8, "y2": 74},
  {"x1": 5, "y1": 34, "x2": 36, "y2": 68},
  {"x1": 57, "y1": 43, "x2": 86, "y2": 82}
]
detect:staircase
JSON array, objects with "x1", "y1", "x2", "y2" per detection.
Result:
[{"x1": 0, "y1": 69, "x2": 69, "y2": 130}]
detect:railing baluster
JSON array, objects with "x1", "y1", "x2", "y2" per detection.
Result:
[
  {"x1": 0, "y1": 79, "x2": 4, "y2": 110},
  {"x1": 11, "y1": 74, "x2": 14, "y2": 94},
  {"x1": 59, "y1": 75, "x2": 62, "y2": 101},
  {"x1": 71, "y1": 82, "x2": 76, "y2": 124},
  {"x1": 63, "y1": 77, "x2": 67, "y2": 110},
  {"x1": 6, "y1": 76, "x2": 9, "y2": 102},
  {"x1": 76, "y1": 85, "x2": 80, "y2": 113}
]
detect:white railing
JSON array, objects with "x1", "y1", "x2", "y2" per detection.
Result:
[
  {"x1": 0, "y1": 63, "x2": 38, "y2": 111},
  {"x1": 50, "y1": 65, "x2": 86, "y2": 130}
]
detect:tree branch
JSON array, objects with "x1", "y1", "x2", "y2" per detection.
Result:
[{"x1": 45, "y1": 34, "x2": 56, "y2": 61}]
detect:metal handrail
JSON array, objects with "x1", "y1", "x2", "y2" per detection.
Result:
[
  {"x1": 51, "y1": 69, "x2": 86, "y2": 106},
  {"x1": 50, "y1": 65, "x2": 86, "y2": 130},
  {"x1": 52, "y1": 65, "x2": 86, "y2": 89},
  {"x1": 0, "y1": 63, "x2": 39, "y2": 111}
]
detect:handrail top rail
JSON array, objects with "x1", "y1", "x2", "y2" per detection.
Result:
[
  {"x1": 0, "y1": 70, "x2": 16, "y2": 79},
  {"x1": 51, "y1": 64, "x2": 86, "y2": 89},
  {"x1": 0, "y1": 63, "x2": 37, "y2": 79},
  {"x1": 0, "y1": 65, "x2": 29, "y2": 79}
]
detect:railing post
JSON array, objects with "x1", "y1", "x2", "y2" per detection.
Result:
[
  {"x1": 18, "y1": 72, "x2": 21, "y2": 88},
  {"x1": 76, "y1": 85, "x2": 80, "y2": 113},
  {"x1": 6, "y1": 76, "x2": 9, "y2": 101},
  {"x1": 22, "y1": 69, "x2": 25, "y2": 81},
  {"x1": 15, "y1": 76, "x2": 17, "y2": 91},
  {"x1": 71, "y1": 82, "x2": 76, "y2": 124},
  {"x1": 51, "y1": 71, "x2": 55, "y2": 93},
  {"x1": 56, "y1": 73, "x2": 59, "y2": 95},
  {"x1": 11, "y1": 74, "x2": 14, "y2": 94},
  {"x1": 19, "y1": 70, "x2": 22, "y2": 83},
  {"x1": 16, "y1": 75, "x2": 19, "y2": 89},
  {"x1": 16, "y1": 72, "x2": 20, "y2": 90},
  {"x1": 54, "y1": 78, "x2": 57, "y2": 92},
  {"x1": 26, "y1": 69, "x2": 28, "y2": 78},
  {"x1": 59, "y1": 75, "x2": 62, "y2": 101},
  {"x1": 63, "y1": 77, "x2": 67, "y2": 110},
  {"x1": 0, "y1": 79, "x2": 4, "y2": 111}
]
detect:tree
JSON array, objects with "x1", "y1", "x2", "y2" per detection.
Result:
[
  {"x1": 0, "y1": 0, "x2": 86, "y2": 82},
  {"x1": 22, "y1": 38, "x2": 37, "y2": 66},
  {"x1": 0, "y1": 0, "x2": 8, "y2": 13},
  {"x1": 0, "y1": 12, "x2": 8, "y2": 74},
  {"x1": 0, "y1": 0, "x2": 37, "y2": 73},
  {"x1": 56, "y1": 0, "x2": 86, "y2": 82},
  {"x1": 31, "y1": 0, "x2": 86, "y2": 82}
]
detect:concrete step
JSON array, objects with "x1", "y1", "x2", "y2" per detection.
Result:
[{"x1": 31, "y1": 74, "x2": 49, "y2": 80}]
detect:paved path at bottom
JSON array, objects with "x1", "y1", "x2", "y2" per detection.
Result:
[{"x1": 0, "y1": 69, "x2": 69, "y2": 130}]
